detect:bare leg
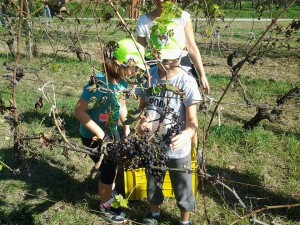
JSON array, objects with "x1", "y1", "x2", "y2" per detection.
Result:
[
  {"x1": 191, "y1": 132, "x2": 198, "y2": 148},
  {"x1": 149, "y1": 204, "x2": 160, "y2": 213},
  {"x1": 180, "y1": 211, "x2": 190, "y2": 223},
  {"x1": 98, "y1": 181, "x2": 113, "y2": 203}
]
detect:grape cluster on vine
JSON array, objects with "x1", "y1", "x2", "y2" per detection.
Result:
[
  {"x1": 162, "y1": 113, "x2": 184, "y2": 147},
  {"x1": 104, "y1": 133, "x2": 168, "y2": 188}
]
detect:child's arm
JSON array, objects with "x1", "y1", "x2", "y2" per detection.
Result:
[
  {"x1": 120, "y1": 99, "x2": 130, "y2": 136},
  {"x1": 169, "y1": 104, "x2": 198, "y2": 151},
  {"x1": 137, "y1": 98, "x2": 151, "y2": 133},
  {"x1": 75, "y1": 98, "x2": 105, "y2": 140}
]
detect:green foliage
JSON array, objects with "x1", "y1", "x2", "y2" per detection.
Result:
[
  {"x1": 205, "y1": 3, "x2": 224, "y2": 20},
  {"x1": 151, "y1": 2, "x2": 182, "y2": 34},
  {"x1": 152, "y1": 86, "x2": 162, "y2": 95},
  {"x1": 111, "y1": 194, "x2": 129, "y2": 209},
  {"x1": 219, "y1": 1, "x2": 300, "y2": 19},
  {"x1": 51, "y1": 63, "x2": 60, "y2": 73},
  {"x1": 99, "y1": 4, "x2": 115, "y2": 22}
]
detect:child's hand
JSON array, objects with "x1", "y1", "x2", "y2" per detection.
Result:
[
  {"x1": 138, "y1": 116, "x2": 151, "y2": 133},
  {"x1": 169, "y1": 131, "x2": 191, "y2": 151},
  {"x1": 93, "y1": 135, "x2": 111, "y2": 143}
]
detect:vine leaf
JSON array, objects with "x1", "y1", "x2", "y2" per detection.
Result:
[
  {"x1": 52, "y1": 63, "x2": 60, "y2": 72},
  {"x1": 35, "y1": 96, "x2": 44, "y2": 109},
  {"x1": 227, "y1": 50, "x2": 236, "y2": 67},
  {"x1": 39, "y1": 133, "x2": 55, "y2": 148},
  {"x1": 155, "y1": 84, "x2": 185, "y2": 96},
  {"x1": 124, "y1": 108, "x2": 141, "y2": 125},
  {"x1": 152, "y1": 86, "x2": 162, "y2": 95},
  {"x1": 111, "y1": 194, "x2": 129, "y2": 209}
]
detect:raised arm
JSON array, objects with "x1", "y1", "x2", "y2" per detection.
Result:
[{"x1": 120, "y1": 99, "x2": 130, "y2": 136}]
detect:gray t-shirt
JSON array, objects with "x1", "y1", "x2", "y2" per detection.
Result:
[{"x1": 139, "y1": 66, "x2": 202, "y2": 159}]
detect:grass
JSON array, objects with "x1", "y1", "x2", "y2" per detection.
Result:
[
  {"x1": 207, "y1": 1, "x2": 300, "y2": 19},
  {"x1": 64, "y1": 1, "x2": 300, "y2": 20},
  {"x1": 0, "y1": 7, "x2": 300, "y2": 225}
]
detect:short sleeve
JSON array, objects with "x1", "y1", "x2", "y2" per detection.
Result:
[
  {"x1": 81, "y1": 83, "x2": 94, "y2": 102},
  {"x1": 135, "y1": 15, "x2": 147, "y2": 37},
  {"x1": 119, "y1": 79, "x2": 128, "y2": 91},
  {"x1": 181, "y1": 11, "x2": 191, "y2": 26},
  {"x1": 80, "y1": 73, "x2": 104, "y2": 102},
  {"x1": 183, "y1": 76, "x2": 202, "y2": 107}
]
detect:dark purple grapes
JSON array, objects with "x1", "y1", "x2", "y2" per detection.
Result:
[
  {"x1": 162, "y1": 113, "x2": 184, "y2": 146},
  {"x1": 102, "y1": 133, "x2": 169, "y2": 187}
]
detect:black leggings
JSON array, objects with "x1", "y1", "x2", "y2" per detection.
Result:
[{"x1": 81, "y1": 136, "x2": 117, "y2": 185}]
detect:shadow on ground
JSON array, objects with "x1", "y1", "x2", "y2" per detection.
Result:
[
  {"x1": 0, "y1": 147, "x2": 99, "y2": 224},
  {"x1": 1, "y1": 145, "x2": 299, "y2": 224},
  {"x1": 200, "y1": 164, "x2": 300, "y2": 222},
  {"x1": 20, "y1": 110, "x2": 80, "y2": 138}
]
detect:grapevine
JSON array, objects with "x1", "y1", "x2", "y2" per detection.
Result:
[
  {"x1": 104, "y1": 132, "x2": 169, "y2": 188},
  {"x1": 100, "y1": 109, "x2": 185, "y2": 188}
]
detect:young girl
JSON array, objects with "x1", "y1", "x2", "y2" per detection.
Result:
[{"x1": 75, "y1": 38, "x2": 145, "y2": 224}]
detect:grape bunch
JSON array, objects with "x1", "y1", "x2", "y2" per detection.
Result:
[
  {"x1": 162, "y1": 113, "x2": 184, "y2": 146},
  {"x1": 104, "y1": 133, "x2": 169, "y2": 188}
]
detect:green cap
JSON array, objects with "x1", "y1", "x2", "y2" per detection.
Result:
[
  {"x1": 113, "y1": 38, "x2": 146, "y2": 70},
  {"x1": 149, "y1": 21, "x2": 185, "y2": 60}
]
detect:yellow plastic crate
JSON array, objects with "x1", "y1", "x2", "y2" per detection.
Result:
[{"x1": 124, "y1": 148, "x2": 198, "y2": 200}]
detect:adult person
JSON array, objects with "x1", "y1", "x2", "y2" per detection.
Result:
[
  {"x1": 135, "y1": 0, "x2": 210, "y2": 148},
  {"x1": 47, "y1": 0, "x2": 70, "y2": 18},
  {"x1": 130, "y1": 0, "x2": 142, "y2": 19},
  {"x1": 75, "y1": 38, "x2": 146, "y2": 224},
  {"x1": 0, "y1": 11, "x2": 5, "y2": 28},
  {"x1": 138, "y1": 32, "x2": 201, "y2": 225},
  {"x1": 136, "y1": 0, "x2": 210, "y2": 94},
  {"x1": 43, "y1": 1, "x2": 52, "y2": 18}
]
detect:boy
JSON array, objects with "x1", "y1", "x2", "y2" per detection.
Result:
[
  {"x1": 138, "y1": 23, "x2": 202, "y2": 225},
  {"x1": 75, "y1": 38, "x2": 145, "y2": 224}
]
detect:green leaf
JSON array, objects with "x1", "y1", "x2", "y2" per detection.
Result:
[
  {"x1": 152, "y1": 2, "x2": 182, "y2": 35},
  {"x1": 152, "y1": 86, "x2": 161, "y2": 95},
  {"x1": 88, "y1": 97, "x2": 101, "y2": 109},
  {"x1": 111, "y1": 194, "x2": 129, "y2": 209},
  {"x1": 123, "y1": 115, "x2": 138, "y2": 125},
  {"x1": 52, "y1": 63, "x2": 60, "y2": 73},
  {"x1": 0, "y1": 164, "x2": 2, "y2": 171},
  {"x1": 115, "y1": 194, "x2": 123, "y2": 201},
  {"x1": 120, "y1": 198, "x2": 128, "y2": 208},
  {"x1": 111, "y1": 201, "x2": 120, "y2": 208}
]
